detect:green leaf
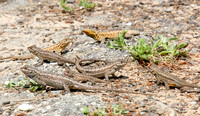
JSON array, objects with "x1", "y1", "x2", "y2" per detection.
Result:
[
  {"x1": 139, "y1": 54, "x2": 150, "y2": 60},
  {"x1": 176, "y1": 43, "x2": 188, "y2": 49},
  {"x1": 82, "y1": 106, "x2": 90, "y2": 115},
  {"x1": 29, "y1": 86, "x2": 39, "y2": 92},
  {"x1": 60, "y1": 0, "x2": 72, "y2": 11},
  {"x1": 168, "y1": 37, "x2": 179, "y2": 41},
  {"x1": 107, "y1": 41, "x2": 114, "y2": 48},
  {"x1": 152, "y1": 39, "x2": 161, "y2": 50},
  {"x1": 180, "y1": 50, "x2": 188, "y2": 56}
]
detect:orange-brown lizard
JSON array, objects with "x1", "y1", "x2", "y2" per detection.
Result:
[
  {"x1": 83, "y1": 29, "x2": 140, "y2": 43},
  {"x1": 0, "y1": 38, "x2": 73, "y2": 61}
]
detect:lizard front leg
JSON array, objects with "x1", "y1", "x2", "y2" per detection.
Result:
[
  {"x1": 99, "y1": 36, "x2": 106, "y2": 44},
  {"x1": 163, "y1": 81, "x2": 170, "y2": 90},
  {"x1": 62, "y1": 82, "x2": 71, "y2": 93},
  {"x1": 34, "y1": 56, "x2": 44, "y2": 67},
  {"x1": 154, "y1": 74, "x2": 162, "y2": 85},
  {"x1": 104, "y1": 69, "x2": 116, "y2": 81}
]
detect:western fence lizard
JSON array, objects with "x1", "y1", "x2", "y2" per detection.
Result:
[
  {"x1": 83, "y1": 29, "x2": 140, "y2": 43},
  {"x1": 64, "y1": 70, "x2": 106, "y2": 83},
  {"x1": 0, "y1": 38, "x2": 72, "y2": 61},
  {"x1": 27, "y1": 45, "x2": 75, "y2": 68},
  {"x1": 76, "y1": 57, "x2": 131, "y2": 80},
  {"x1": 147, "y1": 63, "x2": 200, "y2": 90},
  {"x1": 20, "y1": 65, "x2": 148, "y2": 94}
]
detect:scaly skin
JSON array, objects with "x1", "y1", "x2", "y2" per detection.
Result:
[
  {"x1": 44, "y1": 38, "x2": 73, "y2": 54},
  {"x1": 83, "y1": 29, "x2": 140, "y2": 43},
  {"x1": 0, "y1": 38, "x2": 72, "y2": 61},
  {"x1": 27, "y1": 45, "x2": 75, "y2": 68},
  {"x1": 64, "y1": 70, "x2": 107, "y2": 83},
  {"x1": 20, "y1": 65, "x2": 150, "y2": 95},
  {"x1": 75, "y1": 57, "x2": 131, "y2": 80}
]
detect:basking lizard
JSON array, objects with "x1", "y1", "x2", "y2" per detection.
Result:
[
  {"x1": 27, "y1": 45, "x2": 75, "y2": 68},
  {"x1": 64, "y1": 70, "x2": 106, "y2": 83},
  {"x1": 76, "y1": 57, "x2": 131, "y2": 80},
  {"x1": 20, "y1": 65, "x2": 149, "y2": 94},
  {"x1": 83, "y1": 29, "x2": 140, "y2": 43},
  {"x1": 147, "y1": 63, "x2": 200, "y2": 90},
  {"x1": 0, "y1": 38, "x2": 72, "y2": 61}
]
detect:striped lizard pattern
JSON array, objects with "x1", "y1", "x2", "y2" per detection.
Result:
[
  {"x1": 83, "y1": 29, "x2": 140, "y2": 43},
  {"x1": 0, "y1": 38, "x2": 73, "y2": 61}
]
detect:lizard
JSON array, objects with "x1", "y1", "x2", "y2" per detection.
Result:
[
  {"x1": 64, "y1": 69, "x2": 106, "y2": 83},
  {"x1": 147, "y1": 63, "x2": 200, "y2": 90},
  {"x1": 0, "y1": 38, "x2": 73, "y2": 61},
  {"x1": 20, "y1": 65, "x2": 150, "y2": 94},
  {"x1": 83, "y1": 29, "x2": 140, "y2": 43},
  {"x1": 27, "y1": 45, "x2": 75, "y2": 68},
  {"x1": 75, "y1": 57, "x2": 131, "y2": 80}
]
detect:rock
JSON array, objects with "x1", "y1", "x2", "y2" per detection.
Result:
[
  {"x1": 148, "y1": 101, "x2": 176, "y2": 116},
  {"x1": 0, "y1": 108, "x2": 3, "y2": 115},
  {"x1": 2, "y1": 101, "x2": 10, "y2": 105},
  {"x1": 84, "y1": 15, "x2": 115, "y2": 26},
  {"x1": 67, "y1": 0, "x2": 75, "y2": 3},
  {"x1": 18, "y1": 104, "x2": 35, "y2": 111},
  {"x1": 190, "y1": 48, "x2": 199, "y2": 53},
  {"x1": 190, "y1": 101, "x2": 197, "y2": 105},
  {"x1": 16, "y1": 18, "x2": 24, "y2": 24}
]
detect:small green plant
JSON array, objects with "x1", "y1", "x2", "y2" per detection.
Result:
[
  {"x1": 82, "y1": 106, "x2": 90, "y2": 115},
  {"x1": 4, "y1": 78, "x2": 42, "y2": 92},
  {"x1": 130, "y1": 38, "x2": 153, "y2": 61},
  {"x1": 107, "y1": 30, "x2": 128, "y2": 50},
  {"x1": 79, "y1": 0, "x2": 97, "y2": 9},
  {"x1": 111, "y1": 104, "x2": 126, "y2": 115},
  {"x1": 82, "y1": 104, "x2": 127, "y2": 116},
  {"x1": 107, "y1": 31, "x2": 188, "y2": 63},
  {"x1": 153, "y1": 35, "x2": 188, "y2": 62},
  {"x1": 60, "y1": 0, "x2": 72, "y2": 11}
]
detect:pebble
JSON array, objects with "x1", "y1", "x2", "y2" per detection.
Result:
[
  {"x1": 148, "y1": 101, "x2": 176, "y2": 116},
  {"x1": 190, "y1": 48, "x2": 200, "y2": 52},
  {"x1": 67, "y1": 0, "x2": 75, "y2": 3},
  {"x1": 18, "y1": 104, "x2": 35, "y2": 111},
  {"x1": 0, "y1": 108, "x2": 3, "y2": 114},
  {"x1": 0, "y1": 47, "x2": 7, "y2": 51},
  {"x1": 2, "y1": 101, "x2": 10, "y2": 105},
  {"x1": 16, "y1": 18, "x2": 24, "y2": 24},
  {"x1": 190, "y1": 101, "x2": 197, "y2": 105}
]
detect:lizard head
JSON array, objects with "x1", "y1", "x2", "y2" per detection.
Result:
[
  {"x1": 82, "y1": 29, "x2": 98, "y2": 39},
  {"x1": 20, "y1": 65, "x2": 38, "y2": 79},
  {"x1": 27, "y1": 45, "x2": 42, "y2": 55},
  {"x1": 57, "y1": 38, "x2": 73, "y2": 52}
]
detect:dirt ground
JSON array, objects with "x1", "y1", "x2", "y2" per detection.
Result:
[{"x1": 0, "y1": 0, "x2": 200, "y2": 115}]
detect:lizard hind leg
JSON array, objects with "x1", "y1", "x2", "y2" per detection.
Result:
[{"x1": 104, "y1": 73, "x2": 109, "y2": 81}]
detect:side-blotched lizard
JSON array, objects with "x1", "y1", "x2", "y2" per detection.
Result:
[
  {"x1": 147, "y1": 63, "x2": 200, "y2": 90},
  {"x1": 0, "y1": 38, "x2": 72, "y2": 61},
  {"x1": 20, "y1": 65, "x2": 150, "y2": 94},
  {"x1": 75, "y1": 57, "x2": 131, "y2": 80},
  {"x1": 83, "y1": 29, "x2": 140, "y2": 43},
  {"x1": 64, "y1": 70, "x2": 106, "y2": 83},
  {"x1": 27, "y1": 45, "x2": 75, "y2": 68}
]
